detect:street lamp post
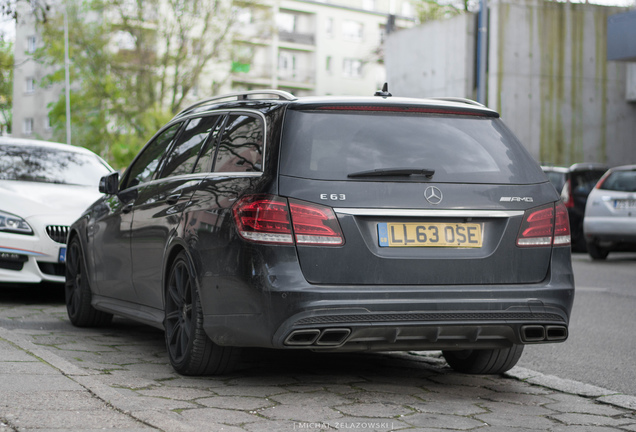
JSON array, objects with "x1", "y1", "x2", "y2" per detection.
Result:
[{"x1": 63, "y1": 3, "x2": 71, "y2": 145}]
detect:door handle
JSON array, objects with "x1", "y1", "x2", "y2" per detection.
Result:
[{"x1": 166, "y1": 193, "x2": 182, "y2": 205}]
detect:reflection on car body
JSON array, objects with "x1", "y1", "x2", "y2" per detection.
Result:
[{"x1": 65, "y1": 89, "x2": 575, "y2": 376}]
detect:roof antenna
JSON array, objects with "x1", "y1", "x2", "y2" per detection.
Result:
[{"x1": 374, "y1": 83, "x2": 392, "y2": 97}]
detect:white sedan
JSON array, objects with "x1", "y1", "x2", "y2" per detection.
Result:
[{"x1": 0, "y1": 137, "x2": 112, "y2": 284}]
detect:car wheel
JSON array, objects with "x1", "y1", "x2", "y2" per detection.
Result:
[
  {"x1": 587, "y1": 242, "x2": 609, "y2": 260},
  {"x1": 164, "y1": 251, "x2": 238, "y2": 376},
  {"x1": 65, "y1": 237, "x2": 113, "y2": 327},
  {"x1": 442, "y1": 344, "x2": 524, "y2": 374}
]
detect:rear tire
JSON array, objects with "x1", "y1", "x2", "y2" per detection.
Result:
[
  {"x1": 65, "y1": 237, "x2": 113, "y2": 327},
  {"x1": 587, "y1": 242, "x2": 609, "y2": 260},
  {"x1": 442, "y1": 344, "x2": 524, "y2": 375},
  {"x1": 164, "y1": 251, "x2": 238, "y2": 376}
]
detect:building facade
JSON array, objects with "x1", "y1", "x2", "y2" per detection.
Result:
[
  {"x1": 385, "y1": 0, "x2": 636, "y2": 167},
  {"x1": 12, "y1": 0, "x2": 415, "y2": 141}
]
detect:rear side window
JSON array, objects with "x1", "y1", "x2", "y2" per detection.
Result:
[
  {"x1": 571, "y1": 170, "x2": 606, "y2": 195},
  {"x1": 279, "y1": 110, "x2": 545, "y2": 184},
  {"x1": 214, "y1": 114, "x2": 264, "y2": 173},
  {"x1": 159, "y1": 115, "x2": 221, "y2": 178},
  {"x1": 599, "y1": 170, "x2": 636, "y2": 192},
  {"x1": 122, "y1": 123, "x2": 182, "y2": 189}
]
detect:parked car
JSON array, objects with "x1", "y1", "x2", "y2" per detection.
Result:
[
  {"x1": 542, "y1": 163, "x2": 608, "y2": 251},
  {"x1": 65, "y1": 89, "x2": 574, "y2": 376},
  {"x1": 0, "y1": 137, "x2": 112, "y2": 285},
  {"x1": 583, "y1": 164, "x2": 636, "y2": 260}
]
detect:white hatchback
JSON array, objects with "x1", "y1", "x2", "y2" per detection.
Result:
[
  {"x1": 0, "y1": 137, "x2": 112, "y2": 284},
  {"x1": 583, "y1": 164, "x2": 636, "y2": 260}
]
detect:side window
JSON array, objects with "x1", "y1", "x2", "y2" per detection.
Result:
[
  {"x1": 214, "y1": 114, "x2": 264, "y2": 173},
  {"x1": 122, "y1": 123, "x2": 181, "y2": 189},
  {"x1": 159, "y1": 115, "x2": 221, "y2": 178},
  {"x1": 193, "y1": 115, "x2": 225, "y2": 174}
]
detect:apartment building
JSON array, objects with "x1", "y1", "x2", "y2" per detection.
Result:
[{"x1": 12, "y1": 0, "x2": 415, "y2": 140}]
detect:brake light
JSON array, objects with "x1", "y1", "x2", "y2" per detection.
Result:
[
  {"x1": 553, "y1": 201, "x2": 571, "y2": 246},
  {"x1": 561, "y1": 180, "x2": 573, "y2": 208},
  {"x1": 595, "y1": 171, "x2": 611, "y2": 189},
  {"x1": 289, "y1": 199, "x2": 344, "y2": 245},
  {"x1": 516, "y1": 202, "x2": 570, "y2": 247},
  {"x1": 232, "y1": 195, "x2": 293, "y2": 244},
  {"x1": 233, "y1": 195, "x2": 344, "y2": 246}
]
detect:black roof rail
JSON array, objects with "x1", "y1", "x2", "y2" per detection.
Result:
[
  {"x1": 427, "y1": 97, "x2": 485, "y2": 107},
  {"x1": 175, "y1": 90, "x2": 297, "y2": 118}
]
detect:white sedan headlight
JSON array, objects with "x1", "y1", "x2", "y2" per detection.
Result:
[{"x1": 0, "y1": 210, "x2": 33, "y2": 234}]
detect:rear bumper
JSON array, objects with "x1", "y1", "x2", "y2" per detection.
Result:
[{"x1": 200, "y1": 246, "x2": 575, "y2": 351}]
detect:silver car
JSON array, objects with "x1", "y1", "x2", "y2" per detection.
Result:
[{"x1": 583, "y1": 165, "x2": 636, "y2": 260}]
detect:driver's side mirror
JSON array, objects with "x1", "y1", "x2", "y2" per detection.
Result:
[{"x1": 99, "y1": 172, "x2": 120, "y2": 195}]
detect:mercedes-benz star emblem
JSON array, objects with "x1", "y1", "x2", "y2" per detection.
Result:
[{"x1": 424, "y1": 186, "x2": 443, "y2": 205}]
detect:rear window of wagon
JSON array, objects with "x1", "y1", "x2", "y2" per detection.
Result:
[{"x1": 279, "y1": 109, "x2": 546, "y2": 184}]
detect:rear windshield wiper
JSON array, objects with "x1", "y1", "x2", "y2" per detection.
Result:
[{"x1": 347, "y1": 168, "x2": 435, "y2": 178}]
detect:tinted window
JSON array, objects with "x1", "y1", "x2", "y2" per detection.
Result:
[
  {"x1": 599, "y1": 170, "x2": 636, "y2": 192},
  {"x1": 545, "y1": 171, "x2": 566, "y2": 193},
  {"x1": 159, "y1": 116, "x2": 221, "y2": 178},
  {"x1": 123, "y1": 123, "x2": 181, "y2": 189},
  {"x1": 214, "y1": 115, "x2": 264, "y2": 173},
  {"x1": 0, "y1": 144, "x2": 111, "y2": 186},
  {"x1": 571, "y1": 170, "x2": 606, "y2": 195},
  {"x1": 192, "y1": 115, "x2": 224, "y2": 174},
  {"x1": 279, "y1": 110, "x2": 545, "y2": 184}
]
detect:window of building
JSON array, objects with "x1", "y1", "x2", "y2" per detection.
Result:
[
  {"x1": 326, "y1": 56, "x2": 332, "y2": 73},
  {"x1": 23, "y1": 118, "x2": 34, "y2": 135},
  {"x1": 343, "y1": 58, "x2": 362, "y2": 78},
  {"x1": 325, "y1": 17, "x2": 334, "y2": 37},
  {"x1": 27, "y1": 36, "x2": 37, "y2": 53},
  {"x1": 363, "y1": 0, "x2": 376, "y2": 11},
  {"x1": 278, "y1": 51, "x2": 297, "y2": 78},
  {"x1": 44, "y1": 116, "x2": 52, "y2": 130},
  {"x1": 26, "y1": 77, "x2": 36, "y2": 93},
  {"x1": 277, "y1": 12, "x2": 296, "y2": 33},
  {"x1": 342, "y1": 20, "x2": 363, "y2": 41}
]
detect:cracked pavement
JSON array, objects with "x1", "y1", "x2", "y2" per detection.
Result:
[{"x1": 1, "y1": 301, "x2": 635, "y2": 431}]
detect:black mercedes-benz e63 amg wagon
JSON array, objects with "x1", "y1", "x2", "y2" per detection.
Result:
[{"x1": 65, "y1": 89, "x2": 574, "y2": 375}]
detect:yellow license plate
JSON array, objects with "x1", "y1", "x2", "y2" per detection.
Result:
[{"x1": 378, "y1": 222, "x2": 483, "y2": 248}]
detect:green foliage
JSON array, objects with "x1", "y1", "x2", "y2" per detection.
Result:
[
  {"x1": 36, "y1": 0, "x2": 262, "y2": 169},
  {"x1": 414, "y1": 0, "x2": 477, "y2": 23},
  {"x1": 0, "y1": 39, "x2": 12, "y2": 134}
]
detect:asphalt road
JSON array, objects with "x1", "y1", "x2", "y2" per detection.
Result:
[{"x1": 519, "y1": 252, "x2": 636, "y2": 396}]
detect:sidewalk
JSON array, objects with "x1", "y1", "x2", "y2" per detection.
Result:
[{"x1": 1, "y1": 317, "x2": 636, "y2": 431}]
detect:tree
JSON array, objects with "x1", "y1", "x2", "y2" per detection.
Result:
[
  {"x1": 0, "y1": 39, "x2": 12, "y2": 135},
  {"x1": 37, "y1": 0, "x2": 265, "y2": 169},
  {"x1": 1, "y1": 0, "x2": 50, "y2": 22},
  {"x1": 414, "y1": 0, "x2": 478, "y2": 23}
]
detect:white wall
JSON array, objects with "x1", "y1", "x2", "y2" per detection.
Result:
[{"x1": 384, "y1": 13, "x2": 475, "y2": 98}]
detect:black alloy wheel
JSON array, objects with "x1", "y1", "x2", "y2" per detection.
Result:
[
  {"x1": 164, "y1": 251, "x2": 238, "y2": 376},
  {"x1": 65, "y1": 236, "x2": 113, "y2": 327}
]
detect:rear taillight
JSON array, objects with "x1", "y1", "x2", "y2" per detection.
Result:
[
  {"x1": 233, "y1": 195, "x2": 344, "y2": 246},
  {"x1": 595, "y1": 171, "x2": 611, "y2": 189},
  {"x1": 232, "y1": 195, "x2": 293, "y2": 244},
  {"x1": 561, "y1": 180, "x2": 573, "y2": 208},
  {"x1": 553, "y1": 201, "x2": 571, "y2": 246},
  {"x1": 516, "y1": 202, "x2": 571, "y2": 247}
]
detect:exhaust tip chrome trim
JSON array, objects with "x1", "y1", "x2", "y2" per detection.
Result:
[
  {"x1": 284, "y1": 329, "x2": 320, "y2": 346},
  {"x1": 546, "y1": 325, "x2": 568, "y2": 341},
  {"x1": 521, "y1": 325, "x2": 546, "y2": 342},
  {"x1": 315, "y1": 328, "x2": 351, "y2": 346}
]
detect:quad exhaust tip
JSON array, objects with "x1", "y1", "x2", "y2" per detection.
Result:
[
  {"x1": 284, "y1": 328, "x2": 351, "y2": 347},
  {"x1": 521, "y1": 325, "x2": 568, "y2": 342}
]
